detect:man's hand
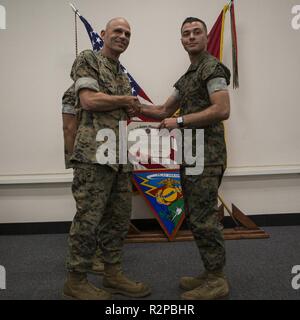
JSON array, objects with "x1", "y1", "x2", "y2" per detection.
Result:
[
  {"x1": 79, "y1": 90, "x2": 141, "y2": 113},
  {"x1": 159, "y1": 118, "x2": 178, "y2": 129},
  {"x1": 121, "y1": 96, "x2": 139, "y2": 108},
  {"x1": 125, "y1": 98, "x2": 141, "y2": 118}
]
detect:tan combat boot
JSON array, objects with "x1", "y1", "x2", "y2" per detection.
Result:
[
  {"x1": 63, "y1": 272, "x2": 111, "y2": 300},
  {"x1": 179, "y1": 271, "x2": 209, "y2": 290},
  {"x1": 88, "y1": 256, "x2": 104, "y2": 275},
  {"x1": 181, "y1": 271, "x2": 229, "y2": 300},
  {"x1": 103, "y1": 263, "x2": 151, "y2": 298}
]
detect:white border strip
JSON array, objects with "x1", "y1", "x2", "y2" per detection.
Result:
[
  {"x1": 0, "y1": 165, "x2": 299, "y2": 185},
  {"x1": 0, "y1": 172, "x2": 74, "y2": 185},
  {"x1": 224, "y1": 165, "x2": 300, "y2": 177}
]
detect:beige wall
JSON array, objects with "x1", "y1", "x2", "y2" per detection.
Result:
[
  {"x1": 0, "y1": 0, "x2": 299, "y2": 223},
  {"x1": 1, "y1": 174, "x2": 300, "y2": 223}
]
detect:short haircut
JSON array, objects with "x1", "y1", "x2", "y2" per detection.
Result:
[{"x1": 181, "y1": 17, "x2": 207, "y2": 34}]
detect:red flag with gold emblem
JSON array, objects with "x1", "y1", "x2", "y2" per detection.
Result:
[{"x1": 207, "y1": 0, "x2": 239, "y2": 88}]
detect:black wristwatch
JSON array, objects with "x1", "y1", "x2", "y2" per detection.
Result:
[{"x1": 176, "y1": 116, "x2": 184, "y2": 128}]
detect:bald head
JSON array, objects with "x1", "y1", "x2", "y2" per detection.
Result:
[
  {"x1": 105, "y1": 17, "x2": 130, "y2": 31},
  {"x1": 100, "y1": 17, "x2": 131, "y2": 60}
]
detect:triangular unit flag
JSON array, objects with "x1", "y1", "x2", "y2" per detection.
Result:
[{"x1": 132, "y1": 170, "x2": 185, "y2": 240}]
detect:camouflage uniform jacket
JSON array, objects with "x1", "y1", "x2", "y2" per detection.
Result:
[
  {"x1": 174, "y1": 51, "x2": 231, "y2": 174},
  {"x1": 62, "y1": 84, "x2": 76, "y2": 169},
  {"x1": 70, "y1": 50, "x2": 132, "y2": 172},
  {"x1": 62, "y1": 84, "x2": 76, "y2": 115}
]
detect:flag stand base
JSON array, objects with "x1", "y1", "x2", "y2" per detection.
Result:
[
  {"x1": 126, "y1": 203, "x2": 270, "y2": 243},
  {"x1": 126, "y1": 227, "x2": 269, "y2": 243}
]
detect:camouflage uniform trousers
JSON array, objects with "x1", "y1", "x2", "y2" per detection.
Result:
[
  {"x1": 180, "y1": 166, "x2": 226, "y2": 272},
  {"x1": 66, "y1": 163, "x2": 132, "y2": 273}
]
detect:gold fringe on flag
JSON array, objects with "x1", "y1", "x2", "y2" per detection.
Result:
[
  {"x1": 229, "y1": 0, "x2": 239, "y2": 88},
  {"x1": 219, "y1": 4, "x2": 229, "y2": 62}
]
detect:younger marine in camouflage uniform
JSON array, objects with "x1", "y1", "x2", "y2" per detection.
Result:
[
  {"x1": 63, "y1": 17, "x2": 151, "y2": 300},
  {"x1": 138, "y1": 17, "x2": 231, "y2": 300}
]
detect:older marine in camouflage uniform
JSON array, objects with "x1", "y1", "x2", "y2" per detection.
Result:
[
  {"x1": 138, "y1": 17, "x2": 231, "y2": 300},
  {"x1": 62, "y1": 84, "x2": 76, "y2": 116},
  {"x1": 62, "y1": 84, "x2": 105, "y2": 275},
  {"x1": 63, "y1": 17, "x2": 151, "y2": 300},
  {"x1": 62, "y1": 84, "x2": 76, "y2": 169}
]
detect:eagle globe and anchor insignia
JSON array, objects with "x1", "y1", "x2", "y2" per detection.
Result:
[{"x1": 132, "y1": 171, "x2": 185, "y2": 240}]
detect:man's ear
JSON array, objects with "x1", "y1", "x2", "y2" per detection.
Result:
[
  {"x1": 100, "y1": 30, "x2": 105, "y2": 38},
  {"x1": 204, "y1": 38, "x2": 208, "y2": 50}
]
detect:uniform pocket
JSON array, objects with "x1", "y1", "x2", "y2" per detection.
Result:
[{"x1": 98, "y1": 75, "x2": 117, "y2": 94}]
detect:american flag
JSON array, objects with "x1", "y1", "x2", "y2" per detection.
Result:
[{"x1": 79, "y1": 15, "x2": 153, "y2": 104}]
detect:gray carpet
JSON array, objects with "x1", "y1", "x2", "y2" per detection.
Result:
[{"x1": 0, "y1": 226, "x2": 299, "y2": 300}]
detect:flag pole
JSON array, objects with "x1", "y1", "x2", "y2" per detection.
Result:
[
  {"x1": 69, "y1": 3, "x2": 80, "y2": 16},
  {"x1": 69, "y1": 3, "x2": 80, "y2": 57}
]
